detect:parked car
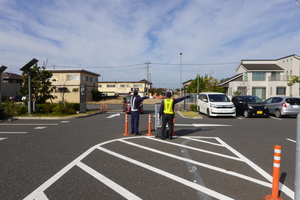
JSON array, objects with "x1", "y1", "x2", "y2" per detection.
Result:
[
  {"x1": 9, "y1": 95, "x2": 23, "y2": 102},
  {"x1": 232, "y1": 95, "x2": 269, "y2": 118},
  {"x1": 264, "y1": 96, "x2": 300, "y2": 117},
  {"x1": 122, "y1": 95, "x2": 144, "y2": 114},
  {"x1": 197, "y1": 92, "x2": 236, "y2": 117}
]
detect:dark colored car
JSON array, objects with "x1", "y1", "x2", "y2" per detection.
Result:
[
  {"x1": 122, "y1": 96, "x2": 144, "y2": 114},
  {"x1": 264, "y1": 96, "x2": 300, "y2": 117},
  {"x1": 9, "y1": 95, "x2": 23, "y2": 102},
  {"x1": 232, "y1": 95, "x2": 269, "y2": 118}
]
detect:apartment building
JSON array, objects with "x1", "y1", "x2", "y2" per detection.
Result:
[
  {"x1": 218, "y1": 54, "x2": 300, "y2": 100},
  {"x1": 48, "y1": 69, "x2": 100, "y2": 103},
  {"x1": 98, "y1": 79, "x2": 152, "y2": 97}
]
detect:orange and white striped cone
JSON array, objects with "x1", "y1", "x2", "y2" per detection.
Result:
[
  {"x1": 265, "y1": 145, "x2": 283, "y2": 200},
  {"x1": 123, "y1": 114, "x2": 130, "y2": 136},
  {"x1": 146, "y1": 114, "x2": 153, "y2": 136}
]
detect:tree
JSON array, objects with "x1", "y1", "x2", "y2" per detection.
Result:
[
  {"x1": 20, "y1": 64, "x2": 56, "y2": 103},
  {"x1": 186, "y1": 74, "x2": 224, "y2": 93},
  {"x1": 287, "y1": 75, "x2": 300, "y2": 96}
]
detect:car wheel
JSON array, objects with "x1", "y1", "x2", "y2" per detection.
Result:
[
  {"x1": 244, "y1": 110, "x2": 250, "y2": 118},
  {"x1": 275, "y1": 110, "x2": 282, "y2": 118},
  {"x1": 206, "y1": 108, "x2": 211, "y2": 117},
  {"x1": 265, "y1": 113, "x2": 270, "y2": 118}
]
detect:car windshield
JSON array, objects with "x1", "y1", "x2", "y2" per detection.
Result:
[
  {"x1": 286, "y1": 98, "x2": 300, "y2": 105},
  {"x1": 207, "y1": 94, "x2": 230, "y2": 102},
  {"x1": 243, "y1": 96, "x2": 264, "y2": 104}
]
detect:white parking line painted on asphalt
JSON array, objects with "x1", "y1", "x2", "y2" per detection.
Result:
[
  {"x1": 286, "y1": 138, "x2": 296, "y2": 143},
  {"x1": 214, "y1": 137, "x2": 294, "y2": 198},
  {"x1": 61, "y1": 121, "x2": 70, "y2": 123},
  {"x1": 270, "y1": 117, "x2": 283, "y2": 120},
  {"x1": 34, "y1": 127, "x2": 47, "y2": 130},
  {"x1": 106, "y1": 113, "x2": 120, "y2": 118},
  {"x1": 0, "y1": 132, "x2": 27, "y2": 134},
  {"x1": 23, "y1": 136, "x2": 294, "y2": 200},
  {"x1": 0, "y1": 123, "x2": 59, "y2": 126},
  {"x1": 98, "y1": 145, "x2": 234, "y2": 200},
  {"x1": 77, "y1": 162, "x2": 142, "y2": 200},
  {"x1": 0, "y1": 137, "x2": 8, "y2": 141},
  {"x1": 174, "y1": 124, "x2": 232, "y2": 127}
]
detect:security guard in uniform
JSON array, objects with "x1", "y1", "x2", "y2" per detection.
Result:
[
  {"x1": 159, "y1": 91, "x2": 190, "y2": 139},
  {"x1": 130, "y1": 90, "x2": 148, "y2": 135}
]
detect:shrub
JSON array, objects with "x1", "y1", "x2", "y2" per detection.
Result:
[
  {"x1": 190, "y1": 104, "x2": 197, "y2": 112},
  {"x1": 1, "y1": 101, "x2": 28, "y2": 118}
]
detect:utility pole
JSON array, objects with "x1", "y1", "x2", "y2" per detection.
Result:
[
  {"x1": 145, "y1": 61, "x2": 151, "y2": 96},
  {"x1": 180, "y1": 53, "x2": 182, "y2": 97}
]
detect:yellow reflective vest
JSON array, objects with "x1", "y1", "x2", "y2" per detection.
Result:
[{"x1": 163, "y1": 98, "x2": 174, "y2": 114}]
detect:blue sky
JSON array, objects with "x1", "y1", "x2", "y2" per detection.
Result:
[{"x1": 1, "y1": 0, "x2": 300, "y2": 89}]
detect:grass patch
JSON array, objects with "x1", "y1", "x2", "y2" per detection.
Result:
[{"x1": 179, "y1": 110, "x2": 199, "y2": 117}]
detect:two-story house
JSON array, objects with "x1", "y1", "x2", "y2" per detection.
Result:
[
  {"x1": 98, "y1": 79, "x2": 152, "y2": 97},
  {"x1": 48, "y1": 69, "x2": 100, "y2": 103},
  {"x1": 218, "y1": 54, "x2": 300, "y2": 100},
  {"x1": 2, "y1": 72, "x2": 22, "y2": 98}
]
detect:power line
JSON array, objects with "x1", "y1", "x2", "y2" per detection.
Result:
[{"x1": 151, "y1": 62, "x2": 239, "y2": 66}]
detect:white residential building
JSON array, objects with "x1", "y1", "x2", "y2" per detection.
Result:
[{"x1": 218, "y1": 54, "x2": 300, "y2": 100}]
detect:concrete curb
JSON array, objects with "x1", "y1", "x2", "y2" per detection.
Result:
[
  {"x1": 9, "y1": 111, "x2": 105, "y2": 120},
  {"x1": 177, "y1": 111, "x2": 203, "y2": 119}
]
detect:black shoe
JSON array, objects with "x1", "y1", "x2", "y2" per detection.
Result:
[
  {"x1": 169, "y1": 137, "x2": 173, "y2": 140},
  {"x1": 161, "y1": 137, "x2": 166, "y2": 140},
  {"x1": 134, "y1": 133, "x2": 141, "y2": 135}
]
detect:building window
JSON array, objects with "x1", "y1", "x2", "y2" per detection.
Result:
[
  {"x1": 243, "y1": 72, "x2": 248, "y2": 81},
  {"x1": 252, "y1": 72, "x2": 266, "y2": 81},
  {"x1": 252, "y1": 87, "x2": 266, "y2": 99},
  {"x1": 52, "y1": 75, "x2": 59, "y2": 81},
  {"x1": 66, "y1": 75, "x2": 79, "y2": 81},
  {"x1": 82, "y1": 75, "x2": 88, "y2": 81},
  {"x1": 107, "y1": 85, "x2": 115, "y2": 87},
  {"x1": 276, "y1": 87, "x2": 286, "y2": 95},
  {"x1": 270, "y1": 72, "x2": 280, "y2": 81},
  {"x1": 133, "y1": 84, "x2": 142, "y2": 88},
  {"x1": 57, "y1": 87, "x2": 70, "y2": 93},
  {"x1": 99, "y1": 85, "x2": 102, "y2": 87},
  {"x1": 90, "y1": 77, "x2": 93, "y2": 82},
  {"x1": 237, "y1": 87, "x2": 247, "y2": 95},
  {"x1": 120, "y1": 85, "x2": 129, "y2": 87}
]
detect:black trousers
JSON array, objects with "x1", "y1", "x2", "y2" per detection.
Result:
[{"x1": 161, "y1": 113, "x2": 174, "y2": 138}]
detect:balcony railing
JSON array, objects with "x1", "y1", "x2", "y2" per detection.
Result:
[{"x1": 268, "y1": 75, "x2": 289, "y2": 81}]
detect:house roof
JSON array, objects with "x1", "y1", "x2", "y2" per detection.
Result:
[
  {"x1": 241, "y1": 63, "x2": 283, "y2": 71},
  {"x1": 218, "y1": 73, "x2": 243, "y2": 86},
  {"x1": 47, "y1": 69, "x2": 100, "y2": 76},
  {"x1": 98, "y1": 80, "x2": 152, "y2": 84},
  {"x1": 2, "y1": 72, "x2": 22, "y2": 80}
]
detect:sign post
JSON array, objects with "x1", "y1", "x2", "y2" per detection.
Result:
[{"x1": 79, "y1": 83, "x2": 86, "y2": 113}]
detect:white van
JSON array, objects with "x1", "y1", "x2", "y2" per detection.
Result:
[{"x1": 197, "y1": 92, "x2": 236, "y2": 117}]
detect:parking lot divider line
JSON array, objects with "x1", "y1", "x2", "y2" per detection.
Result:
[
  {"x1": 97, "y1": 145, "x2": 235, "y2": 200},
  {"x1": 119, "y1": 139, "x2": 271, "y2": 187},
  {"x1": 147, "y1": 137, "x2": 241, "y2": 161},
  {"x1": 181, "y1": 137, "x2": 224, "y2": 147},
  {"x1": 216, "y1": 138, "x2": 294, "y2": 199},
  {"x1": 77, "y1": 162, "x2": 142, "y2": 200}
]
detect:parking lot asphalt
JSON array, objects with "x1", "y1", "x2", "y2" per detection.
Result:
[{"x1": 1, "y1": 103, "x2": 297, "y2": 199}]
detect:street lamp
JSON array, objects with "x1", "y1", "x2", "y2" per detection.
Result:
[
  {"x1": 0, "y1": 66, "x2": 7, "y2": 103},
  {"x1": 296, "y1": 0, "x2": 300, "y2": 8},
  {"x1": 20, "y1": 58, "x2": 38, "y2": 115},
  {"x1": 180, "y1": 53, "x2": 182, "y2": 97}
]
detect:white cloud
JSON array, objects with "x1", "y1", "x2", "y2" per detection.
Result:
[{"x1": 0, "y1": 0, "x2": 299, "y2": 88}]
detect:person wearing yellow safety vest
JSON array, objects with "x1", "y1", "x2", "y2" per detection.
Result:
[{"x1": 159, "y1": 91, "x2": 190, "y2": 140}]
